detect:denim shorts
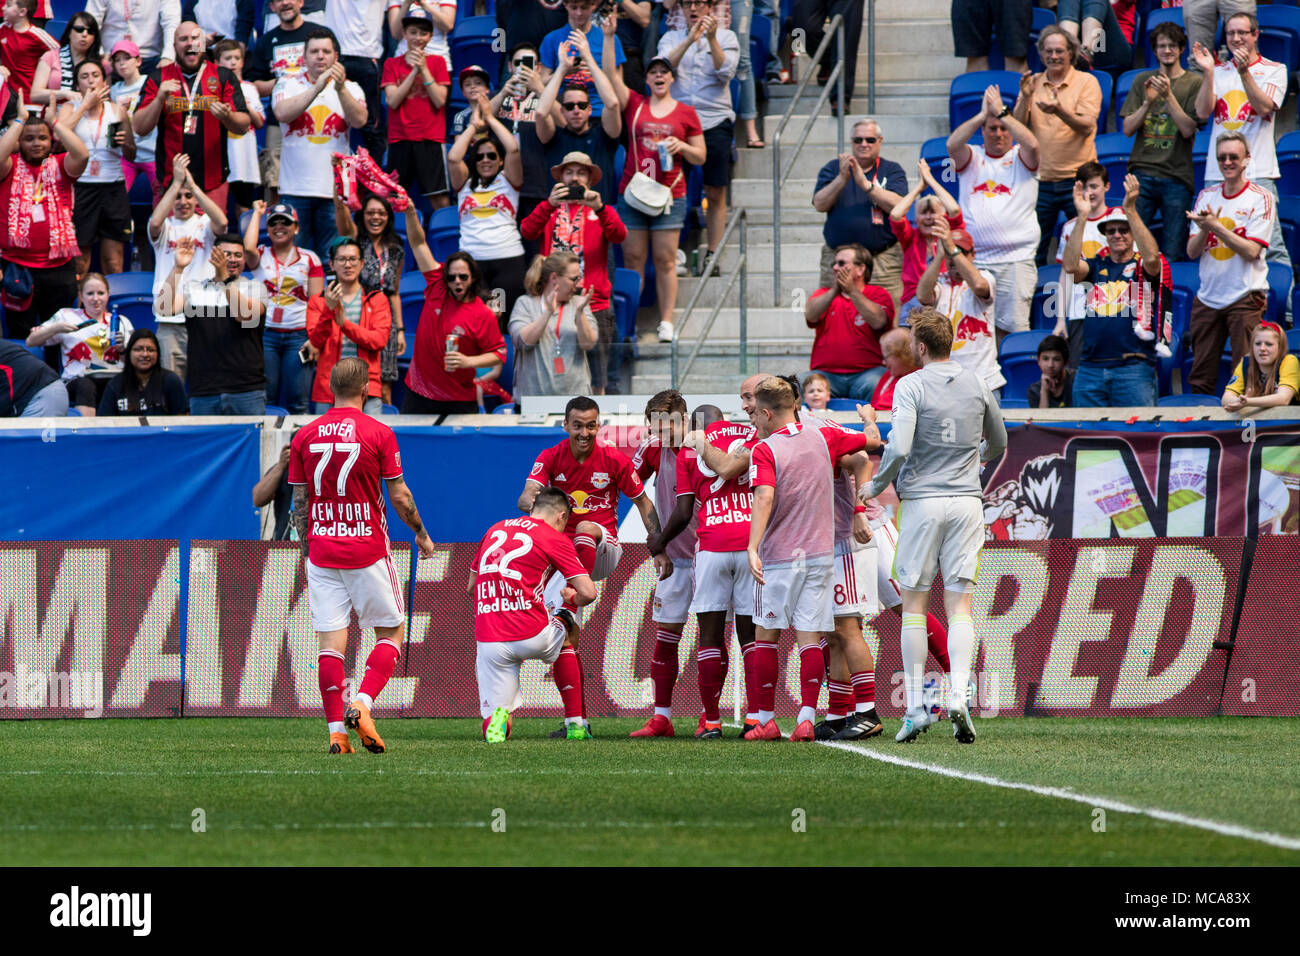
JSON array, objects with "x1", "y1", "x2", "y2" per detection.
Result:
[{"x1": 617, "y1": 194, "x2": 688, "y2": 233}]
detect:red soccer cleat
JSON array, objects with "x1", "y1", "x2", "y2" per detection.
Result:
[
  {"x1": 695, "y1": 713, "x2": 708, "y2": 736},
  {"x1": 630, "y1": 714, "x2": 675, "y2": 738},
  {"x1": 743, "y1": 719, "x2": 782, "y2": 741},
  {"x1": 788, "y1": 720, "x2": 815, "y2": 742}
]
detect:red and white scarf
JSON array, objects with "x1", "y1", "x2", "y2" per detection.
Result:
[{"x1": 8, "y1": 156, "x2": 78, "y2": 260}]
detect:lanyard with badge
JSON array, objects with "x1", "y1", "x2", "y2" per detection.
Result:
[
  {"x1": 183, "y1": 68, "x2": 204, "y2": 136},
  {"x1": 87, "y1": 107, "x2": 107, "y2": 178},
  {"x1": 552, "y1": 304, "x2": 566, "y2": 376},
  {"x1": 271, "y1": 248, "x2": 293, "y2": 325}
]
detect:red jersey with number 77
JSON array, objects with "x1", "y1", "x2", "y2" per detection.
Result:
[
  {"x1": 676, "y1": 421, "x2": 757, "y2": 553},
  {"x1": 288, "y1": 407, "x2": 403, "y2": 569},
  {"x1": 474, "y1": 515, "x2": 589, "y2": 643},
  {"x1": 527, "y1": 438, "x2": 644, "y2": 537}
]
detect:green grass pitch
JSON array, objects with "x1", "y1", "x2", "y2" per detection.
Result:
[{"x1": 2, "y1": 716, "x2": 1297, "y2": 866}]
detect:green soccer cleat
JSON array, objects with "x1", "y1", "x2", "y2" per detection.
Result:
[
  {"x1": 485, "y1": 707, "x2": 511, "y2": 744},
  {"x1": 566, "y1": 721, "x2": 593, "y2": 740}
]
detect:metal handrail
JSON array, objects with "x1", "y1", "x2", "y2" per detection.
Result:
[
  {"x1": 771, "y1": 13, "x2": 845, "y2": 305},
  {"x1": 671, "y1": 207, "x2": 748, "y2": 389}
]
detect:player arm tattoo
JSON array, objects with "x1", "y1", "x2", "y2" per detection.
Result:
[
  {"x1": 292, "y1": 485, "x2": 309, "y2": 556},
  {"x1": 651, "y1": 494, "x2": 695, "y2": 555},
  {"x1": 697, "y1": 439, "x2": 749, "y2": 481},
  {"x1": 634, "y1": 493, "x2": 662, "y2": 538},
  {"x1": 385, "y1": 477, "x2": 427, "y2": 537}
]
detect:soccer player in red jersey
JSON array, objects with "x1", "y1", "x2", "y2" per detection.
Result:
[
  {"x1": 746, "y1": 377, "x2": 881, "y2": 741},
  {"x1": 288, "y1": 358, "x2": 437, "y2": 755},
  {"x1": 653, "y1": 404, "x2": 757, "y2": 738},
  {"x1": 629, "y1": 390, "x2": 697, "y2": 738},
  {"x1": 471, "y1": 487, "x2": 597, "y2": 742},
  {"x1": 516, "y1": 394, "x2": 667, "y2": 738}
]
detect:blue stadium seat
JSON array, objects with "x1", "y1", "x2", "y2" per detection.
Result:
[
  {"x1": 428, "y1": 206, "x2": 460, "y2": 263},
  {"x1": 1113, "y1": 69, "x2": 1147, "y2": 131},
  {"x1": 824, "y1": 399, "x2": 859, "y2": 411},
  {"x1": 1000, "y1": 396, "x2": 1030, "y2": 409},
  {"x1": 1000, "y1": 353, "x2": 1041, "y2": 404},
  {"x1": 1158, "y1": 393, "x2": 1221, "y2": 407},
  {"x1": 265, "y1": 405, "x2": 289, "y2": 417},
  {"x1": 1192, "y1": 125, "x2": 1211, "y2": 193},
  {"x1": 492, "y1": 403, "x2": 516, "y2": 414},
  {"x1": 1267, "y1": 261, "x2": 1292, "y2": 326},
  {"x1": 1143, "y1": 8, "x2": 1188, "y2": 68},
  {"x1": 1031, "y1": 263, "x2": 1064, "y2": 330},
  {"x1": 998, "y1": 329, "x2": 1049, "y2": 358},
  {"x1": 381, "y1": 403, "x2": 400, "y2": 415},
  {"x1": 750, "y1": 13, "x2": 773, "y2": 90},
  {"x1": 46, "y1": 20, "x2": 66, "y2": 40},
  {"x1": 1180, "y1": 342, "x2": 1234, "y2": 394},
  {"x1": 1156, "y1": 330, "x2": 1181, "y2": 397},
  {"x1": 449, "y1": 17, "x2": 503, "y2": 114},
  {"x1": 1095, "y1": 132, "x2": 1134, "y2": 198},
  {"x1": 107, "y1": 295, "x2": 157, "y2": 334},
  {"x1": 988, "y1": 6, "x2": 1055, "y2": 73},
  {"x1": 1086, "y1": 70, "x2": 1113, "y2": 134},
  {"x1": 948, "y1": 71, "x2": 1021, "y2": 132},
  {"x1": 108, "y1": 271, "x2": 155, "y2": 297},
  {"x1": 1278, "y1": 133, "x2": 1300, "y2": 197},
  {"x1": 920, "y1": 136, "x2": 950, "y2": 185},
  {"x1": 1168, "y1": 286, "x2": 1194, "y2": 342},
  {"x1": 612, "y1": 267, "x2": 641, "y2": 343},
  {"x1": 1169, "y1": 260, "x2": 1199, "y2": 297}
]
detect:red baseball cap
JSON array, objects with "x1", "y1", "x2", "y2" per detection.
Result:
[{"x1": 950, "y1": 228, "x2": 976, "y2": 255}]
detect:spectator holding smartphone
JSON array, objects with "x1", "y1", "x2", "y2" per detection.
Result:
[
  {"x1": 110, "y1": 41, "x2": 158, "y2": 196},
  {"x1": 306, "y1": 236, "x2": 391, "y2": 415},
  {"x1": 539, "y1": 0, "x2": 625, "y2": 120},
  {"x1": 509, "y1": 252, "x2": 599, "y2": 406}
]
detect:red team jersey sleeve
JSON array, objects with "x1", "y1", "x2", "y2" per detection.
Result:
[
  {"x1": 543, "y1": 525, "x2": 589, "y2": 581},
  {"x1": 631, "y1": 435, "x2": 661, "y2": 483},
  {"x1": 528, "y1": 444, "x2": 555, "y2": 485},
  {"x1": 379, "y1": 425, "x2": 403, "y2": 479},
  {"x1": 823, "y1": 426, "x2": 867, "y2": 465},
  {"x1": 675, "y1": 447, "x2": 697, "y2": 496},
  {"x1": 750, "y1": 441, "x2": 776, "y2": 489},
  {"x1": 616, "y1": 448, "x2": 646, "y2": 500}
]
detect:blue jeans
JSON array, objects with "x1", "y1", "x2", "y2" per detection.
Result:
[
  {"x1": 1036, "y1": 178, "x2": 1077, "y2": 265},
  {"x1": 280, "y1": 195, "x2": 338, "y2": 261},
  {"x1": 264, "y1": 328, "x2": 313, "y2": 414},
  {"x1": 731, "y1": 0, "x2": 758, "y2": 122},
  {"x1": 1055, "y1": 0, "x2": 1132, "y2": 71},
  {"x1": 754, "y1": 0, "x2": 781, "y2": 79},
  {"x1": 190, "y1": 391, "x2": 268, "y2": 415},
  {"x1": 1073, "y1": 361, "x2": 1156, "y2": 408},
  {"x1": 1133, "y1": 172, "x2": 1193, "y2": 263},
  {"x1": 313, "y1": 397, "x2": 382, "y2": 415},
  {"x1": 809, "y1": 366, "x2": 886, "y2": 400}
]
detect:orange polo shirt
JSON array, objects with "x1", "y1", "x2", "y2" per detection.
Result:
[{"x1": 1024, "y1": 66, "x2": 1102, "y2": 182}]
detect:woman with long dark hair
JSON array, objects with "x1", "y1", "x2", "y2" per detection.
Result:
[
  {"x1": 334, "y1": 191, "x2": 405, "y2": 405},
  {"x1": 31, "y1": 12, "x2": 103, "y2": 108},
  {"x1": 97, "y1": 328, "x2": 188, "y2": 415},
  {"x1": 448, "y1": 93, "x2": 526, "y2": 329}
]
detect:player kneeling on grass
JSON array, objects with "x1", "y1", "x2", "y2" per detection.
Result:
[
  {"x1": 860, "y1": 309, "x2": 1006, "y2": 745},
  {"x1": 290, "y1": 358, "x2": 437, "y2": 755},
  {"x1": 471, "y1": 488, "x2": 598, "y2": 742}
]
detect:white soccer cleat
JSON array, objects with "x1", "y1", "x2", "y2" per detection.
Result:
[{"x1": 894, "y1": 707, "x2": 935, "y2": 743}]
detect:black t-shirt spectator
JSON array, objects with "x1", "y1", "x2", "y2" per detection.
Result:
[
  {"x1": 1027, "y1": 368, "x2": 1076, "y2": 408},
  {"x1": 500, "y1": 91, "x2": 549, "y2": 201},
  {"x1": 0, "y1": 339, "x2": 58, "y2": 416},
  {"x1": 98, "y1": 368, "x2": 189, "y2": 415},
  {"x1": 184, "y1": 280, "x2": 266, "y2": 397},
  {"x1": 498, "y1": 0, "x2": 568, "y2": 49},
  {"x1": 247, "y1": 22, "x2": 318, "y2": 129},
  {"x1": 547, "y1": 125, "x2": 621, "y2": 207}
]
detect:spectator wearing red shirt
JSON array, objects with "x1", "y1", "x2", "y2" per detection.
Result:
[
  {"x1": 0, "y1": 0, "x2": 56, "y2": 100},
  {"x1": 0, "y1": 107, "x2": 89, "y2": 340},
  {"x1": 890, "y1": 158, "x2": 965, "y2": 315},
  {"x1": 132, "y1": 21, "x2": 251, "y2": 210},
  {"x1": 871, "y1": 327, "x2": 919, "y2": 411},
  {"x1": 381, "y1": 6, "x2": 450, "y2": 207},
  {"x1": 803, "y1": 242, "x2": 895, "y2": 401},
  {"x1": 521, "y1": 151, "x2": 628, "y2": 395},
  {"x1": 400, "y1": 204, "x2": 506, "y2": 414}
]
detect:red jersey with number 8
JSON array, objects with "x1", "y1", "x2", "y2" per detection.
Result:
[
  {"x1": 474, "y1": 516, "x2": 589, "y2": 642},
  {"x1": 288, "y1": 407, "x2": 403, "y2": 569}
]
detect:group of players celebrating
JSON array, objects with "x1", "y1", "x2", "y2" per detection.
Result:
[{"x1": 289, "y1": 308, "x2": 1006, "y2": 753}]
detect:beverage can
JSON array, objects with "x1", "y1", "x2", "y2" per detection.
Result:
[
  {"x1": 445, "y1": 334, "x2": 460, "y2": 354},
  {"x1": 657, "y1": 141, "x2": 673, "y2": 173}
]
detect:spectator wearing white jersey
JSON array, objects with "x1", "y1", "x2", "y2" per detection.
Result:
[
  {"x1": 948, "y1": 84, "x2": 1040, "y2": 346},
  {"x1": 1052, "y1": 161, "x2": 1121, "y2": 370}
]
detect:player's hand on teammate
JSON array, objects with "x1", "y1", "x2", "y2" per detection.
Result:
[
  {"x1": 856, "y1": 403, "x2": 882, "y2": 444},
  {"x1": 747, "y1": 548, "x2": 764, "y2": 585},
  {"x1": 682, "y1": 428, "x2": 707, "y2": 451},
  {"x1": 415, "y1": 530, "x2": 437, "y2": 559},
  {"x1": 653, "y1": 553, "x2": 673, "y2": 580}
]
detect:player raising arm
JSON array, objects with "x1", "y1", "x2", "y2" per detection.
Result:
[
  {"x1": 516, "y1": 395, "x2": 666, "y2": 738},
  {"x1": 470, "y1": 488, "x2": 597, "y2": 742},
  {"x1": 861, "y1": 308, "x2": 1007, "y2": 745},
  {"x1": 289, "y1": 358, "x2": 437, "y2": 756}
]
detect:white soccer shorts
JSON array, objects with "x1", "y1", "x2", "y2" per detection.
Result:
[
  {"x1": 833, "y1": 537, "x2": 879, "y2": 619},
  {"x1": 542, "y1": 530, "x2": 622, "y2": 618},
  {"x1": 893, "y1": 496, "x2": 984, "y2": 593},
  {"x1": 475, "y1": 619, "x2": 568, "y2": 718},
  {"x1": 754, "y1": 558, "x2": 834, "y2": 633},
  {"x1": 690, "y1": 549, "x2": 755, "y2": 615},
  {"x1": 870, "y1": 516, "x2": 903, "y2": 610},
  {"x1": 652, "y1": 558, "x2": 694, "y2": 624},
  {"x1": 305, "y1": 555, "x2": 406, "y2": 632}
]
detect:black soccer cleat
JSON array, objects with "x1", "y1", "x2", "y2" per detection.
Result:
[
  {"x1": 950, "y1": 707, "x2": 977, "y2": 744},
  {"x1": 813, "y1": 717, "x2": 847, "y2": 741},
  {"x1": 554, "y1": 608, "x2": 578, "y2": 636},
  {"x1": 830, "y1": 709, "x2": 884, "y2": 741}
]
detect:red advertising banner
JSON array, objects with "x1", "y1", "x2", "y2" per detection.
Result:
[{"x1": 2, "y1": 538, "x2": 1286, "y2": 719}]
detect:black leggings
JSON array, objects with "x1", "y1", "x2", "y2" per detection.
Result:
[{"x1": 477, "y1": 253, "x2": 528, "y2": 332}]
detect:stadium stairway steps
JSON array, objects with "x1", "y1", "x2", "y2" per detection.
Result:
[{"x1": 629, "y1": 0, "x2": 959, "y2": 393}]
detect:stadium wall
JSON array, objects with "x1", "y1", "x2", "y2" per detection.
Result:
[{"x1": 1, "y1": 415, "x2": 1297, "y2": 718}]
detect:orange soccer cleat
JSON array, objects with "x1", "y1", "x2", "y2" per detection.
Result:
[
  {"x1": 788, "y1": 720, "x2": 815, "y2": 742},
  {"x1": 630, "y1": 714, "x2": 675, "y2": 738},
  {"x1": 328, "y1": 731, "x2": 354, "y2": 754},
  {"x1": 344, "y1": 698, "x2": 386, "y2": 754},
  {"x1": 743, "y1": 720, "x2": 782, "y2": 741}
]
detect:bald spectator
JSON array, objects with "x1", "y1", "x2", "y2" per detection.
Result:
[
  {"x1": 1013, "y1": 26, "x2": 1101, "y2": 265},
  {"x1": 87, "y1": 0, "x2": 181, "y2": 74},
  {"x1": 133, "y1": 21, "x2": 251, "y2": 210},
  {"x1": 812, "y1": 119, "x2": 906, "y2": 312},
  {"x1": 1193, "y1": 12, "x2": 1291, "y2": 275},
  {"x1": 803, "y1": 242, "x2": 895, "y2": 399},
  {"x1": 948, "y1": 84, "x2": 1040, "y2": 345},
  {"x1": 952, "y1": 0, "x2": 1031, "y2": 73}
]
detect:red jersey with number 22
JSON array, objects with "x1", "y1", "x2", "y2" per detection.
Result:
[
  {"x1": 288, "y1": 407, "x2": 402, "y2": 569},
  {"x1": 474, "y1": 516, "x2": 588, "y2": 643},
  {"x1": 677, "y1": 421, "x2": 757, "y2": 553},
  {"x1": 528, "y1": 439, "x2": 644, "y2": 537}
]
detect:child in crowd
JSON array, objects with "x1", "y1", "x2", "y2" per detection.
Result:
[
  {"x1": 110, "y1": 40, "x2": 157, "y2": 194},
  {"x1": 214, "y1": 39, "x2": 266, "y2": 224},
  {"x1": 0, "y1": 0, "x2": 56, "y2": 99},
  {"x1": 1029, "y1": 334, "x2": 1075, "y2": 408},
  {"x1": 803, "y1": 371, "x2": 831, "y2": 413},
  {"x1": 381, "y1": 6, "x2": 451, "y2": 210}
]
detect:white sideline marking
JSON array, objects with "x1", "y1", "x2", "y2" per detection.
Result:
[{"x1": 819, "y1": 740, "x2": 1300, "y2": 852}]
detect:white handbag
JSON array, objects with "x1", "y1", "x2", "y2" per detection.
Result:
[{"x1": 623, "y1": 101, "x2": 680, "y2": 217}]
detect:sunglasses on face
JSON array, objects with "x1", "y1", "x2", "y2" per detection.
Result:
[
  {"x1": 447, "y1": 273, "x2": 470, "y2": 282},
  {"x1": 476, "y1": 152, "x2": 500, "y2": 161},
  {"x1": 562, "y1": 101, "x2": 590, "y2": 110},
  {"x1": 1217, "y1": 154, "x2": 1244, "y2": 163},
  {"x1": 853, "y1": 136, "x2": 878, "y2": 145},
  {"x1": 70, "y1": 24, "x2": 93, "y2": 34},
  {"x1": 1103, "y1": 227, "x2": 1131, "y2": 236}
]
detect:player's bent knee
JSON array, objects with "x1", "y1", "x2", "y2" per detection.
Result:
[{"x1": 575, "y1": 521, "x2": 604, "y2": 541}]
